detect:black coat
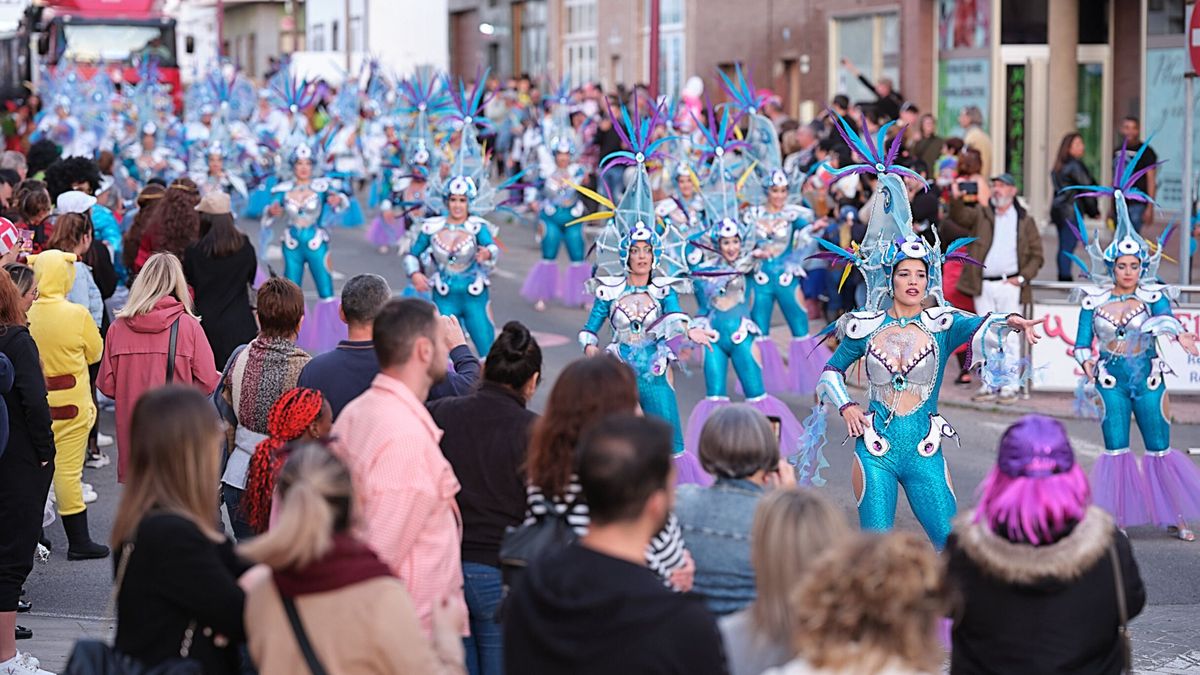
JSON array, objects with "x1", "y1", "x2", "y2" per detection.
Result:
[
  {"x1": 1051, "y1": 158, "x2": 1100, "y2": 223},
  {"x1": 427, "y1": 381, "x2": 537, "y2": 567},
  {"x1": 183, "y1": 238, "x2": 258, "y2": 366},
  {"x1": 0, "y1": 325, "x2": 55, "y2": 609},
  {"x1": 114, "y1": 513, "x2": 250, "y2": 674},
  {"x1": 946, "y1": 506, "x2": 1145, "y2": 675}
]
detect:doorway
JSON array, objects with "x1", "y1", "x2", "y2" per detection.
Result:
[{"x1": 996, "y1": 44, "x2": 1111, "y2": 222}]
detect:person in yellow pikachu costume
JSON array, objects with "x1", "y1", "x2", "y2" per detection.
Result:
[{"x1": 27, "y1": 249, "x2": 109, "y2": 560}]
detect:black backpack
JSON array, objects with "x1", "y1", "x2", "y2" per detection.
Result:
[{"x1": 496, "y1": 508, "x2": 577, "y2": 619}]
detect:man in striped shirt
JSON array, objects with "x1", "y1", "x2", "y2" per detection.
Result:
[{"x1": 332, "y1": 298, "x2": 467, "y2": 636}]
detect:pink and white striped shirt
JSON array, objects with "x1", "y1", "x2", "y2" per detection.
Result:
[{"x1": 331, "y1": 373, "x2": 466, "y2": 636}]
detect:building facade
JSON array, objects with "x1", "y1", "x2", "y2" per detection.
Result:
[
  {"x1": 307, "y1": 0, "x2": 449, "y2": 77},
  {"x1": 221, "y1": 0, "x2": 304, "y2": 81},
  {"x1": 448, "y1": 0, "x2": 549, "y2": 80}
]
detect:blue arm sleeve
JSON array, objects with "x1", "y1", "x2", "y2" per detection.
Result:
[
  {"x1": 1149, "y1": 296, "x2": 1175, "y2": 318},
  {"x1": 948, "y1": 311, "x2": 986, "y2": 353},
  {"x1": 409, "y1": 231, "x2": 431, "y2": 257},
  {"x1": 579, "y1": 297, "x2": 612, "y2": 348},
  {"x1": 818, "y1": 335, "x2": 867, "y2": 409},
  {"x1": 1074, "y1": 308, "x2": 1096, "y2": 364}
]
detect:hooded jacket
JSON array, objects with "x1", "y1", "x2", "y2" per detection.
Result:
[
  {"x1": 945, "y1": 506, "x2": 1145, "y2": 675},
  {"x1": 27, "y1": 250, "x2": 102, "y2": 421},
  {"x1": 99, "y1": 296, "x2": 219, "y2": 482},
  {"x1": 503, "y1": 543, "x2": 728, "y2": 675}
]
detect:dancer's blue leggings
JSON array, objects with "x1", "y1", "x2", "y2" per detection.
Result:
[
  {"x1": 751, "y1": 275, "x2": 809, "y2": 337},
  {"x1": 704, "y1": 315, "x2": 765, "y2": 398},
  {"x1": 617, "y1": 342, "x2": 685, "y2": 454},
  {"x1": 433, "y1": 285, "x2": 495, "y2": 355},
  {"x1": 284, "y1": 227, "x2": 334, "y2": 299},
  {"x1": 1097, "y1": 354, "x2": 1170, "y2": 451},
  {"x1": 855, "y1": 408, "x2": 957, "y2": 549},
  {"x1": 540, "y1": 213, "x2": 585, "y2": 262}
]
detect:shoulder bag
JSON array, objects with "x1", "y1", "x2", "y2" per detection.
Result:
[
  {"x1": 165, "y1": 317, "x2": 180, "y2": 384},
  {"x1": 1108, "y1": 543, "x2": 1133, "y2": 673},
  {"x1": 281, "y1": 593, "x2": 329, "y2": 675}
]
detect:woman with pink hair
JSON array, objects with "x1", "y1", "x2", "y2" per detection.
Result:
[{"x1": 945, "y1": 415, "x2": 1145, "y2": 674}]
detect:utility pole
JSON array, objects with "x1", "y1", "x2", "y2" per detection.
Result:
[
  {"x1": 648, "y1": 0, "x2": 660, "y2": 98},
  {"x1": 216, "y1": 0, "x2": 224, "y2": 58}
]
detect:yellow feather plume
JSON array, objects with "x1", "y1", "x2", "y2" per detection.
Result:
[{"x1": 564, "y1": 179, "x2": 615, "y2": 211}]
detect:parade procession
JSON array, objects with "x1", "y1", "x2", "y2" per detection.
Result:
[{"x1": 1, "y1": 0, "x2": 1200, "y2": 673}]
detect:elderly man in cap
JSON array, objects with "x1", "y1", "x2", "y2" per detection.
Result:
[{"x1": 948, "y1": 173, "x2": 1044, "y2": 404}]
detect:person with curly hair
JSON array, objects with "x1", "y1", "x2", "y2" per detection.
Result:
[
  {"x1": 137, "y1": 178, "x2": 200, "y2": 265},
  {"x1": 25, "y1": 140, "x2": 59, "y2": 181},
  {"x1": 241, "y1": 388, "x2": 332, "y2": 534},
  {"x1": 119, "y1": 183, "x2": 166, "y2": 280},
  {"x1": 44, "y1": 156, "x2": 122, "y2": 258},
  {"x1": 763, "y1": 532, "x2": 950, "y2": 675}
]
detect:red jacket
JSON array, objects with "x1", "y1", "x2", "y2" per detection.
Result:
[{"x1": 98, "y1": 296, "x2": 220, "y2": 482}]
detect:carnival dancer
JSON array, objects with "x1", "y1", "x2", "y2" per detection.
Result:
[
  {"x1": 722, "y1": 66, "x2": 831, "y2": 395},
  {"x1": 192, "y1": 141, "x2": 249, "y2": 206},
  {"x1": 404, "y1": 75, "x2": 515, "y2": 355},
  {"x1": 1063, "y1": 142, "x2": 1200, "y2": 540},
  {"x1": 520, "y1": 96, "x2": 591, "y2": 310},
  {"x1": 577, "y1": 102, "x2": 717, "y2": 483},
  {"x1": 682, "y1": 105, "x2": 805, "y2": 477},
  {"x1": 262, "y1": 143, "x2": 349, "y2": 353},
  {"x1": 813, "y1": 115, "x2": 1044, "y2": 548}
]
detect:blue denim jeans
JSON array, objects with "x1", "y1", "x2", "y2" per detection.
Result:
[
  {"x1": 463, "y1": 562, "x2": 504, "y2": 675},
  {"x1": 221, "y1": 485, "x2": 255, "y2": 542},
  {"x1": 1127, "y1": 201, "x2": 1146, "y2": 234},
  {"x1": 1054, "y1": 215, "x2": 1079, "y2": 281}
]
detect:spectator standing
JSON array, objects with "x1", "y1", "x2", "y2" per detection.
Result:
[
  {"x1": 0, "y1": 273, "x2": 54, "y2": 674},
  {"x1": 218, "y1": 278, "x2": 310, "y2": 540},
  {"x1": 330, "y1": 298, "x2": 468, "y2": 636},
  {"x1": 120, "y1": 184, "x2": 166, "y2": 281},
  {"x1": 4, "y1": 264, "x2": 35, "y2": 314},
  {"x1": 241, "y1": 388, "x2": 333, "y2": 534},
  {"x1": 524, "y1": 356, "x2": 692, "y2": 589},
  {"x1": 946, "y1": 415, "x2": 1145, "y2": 675},
  {"x1": 1113, "y1": 116, "x2": 1157, "y2": 233},
  {"x1": 298, "y1": 274, "x2": 480, "y2": 417},
  {"x1": 15, "y1": 182, "x2": 52, "y2": 255},
  {"x1": 675, "y1": 405, "x2": 794, "y2": 616},
  {"x1": 840, "y1": 58, "x2": 903, "y2": 121},
  {"x1": 913, "y1": 114, "x2": 944, "y2": 173},
  {"x1": 27, "y1": 248, "x2": 105, "y2": 559},
  {"x1": 958, "y1": 106, "x2": 993, "y2": 176},
  {"x1": 425, "y1": 321, "x2": 541, "y2": 675},
  {"x1": 44, "y1": 211, "x2": 102, "y2": 327},
  {"x1": 504, "y1": 415, "x2": 728, "y2": 675},
  {"x1": 240, "y1": 443, "x2": 467, "y2": 674},
  {"x1": 1050, "y1": 132, "x2": 1101, "y2": 281},
  {"x1": 765, "y1": 533, "x2": 949, "y2": 675},
  {"x1": 720, "y1": 490, "x2": 852, "y2": 675},
  {"x1": 182, "y1": 191, "x2": 258, "y2": 366},
  {"x1": 950, "y1": 173, "x2": 1044, "y2": 404},
  {"x1": 137, "y1": 178, "x2": 200, "y2": 267},
  {"x1": 98, "y1": 253, "x2": 219, "y2": 482},
  {"x1": 108, "y1": 387, "x2": 250, "y2": 675}
]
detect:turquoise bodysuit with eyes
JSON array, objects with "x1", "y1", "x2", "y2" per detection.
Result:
[{"x1": 819, "y1": 306, "x2": 1010, "y2": 548}]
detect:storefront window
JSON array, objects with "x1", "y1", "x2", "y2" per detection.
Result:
[{"x1": 832, "y1": 12, "x2": 900, "y2": 105}]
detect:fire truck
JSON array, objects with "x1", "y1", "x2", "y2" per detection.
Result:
[{"x1": 1, "y1": 0, "x2": 183, "y2": 109}]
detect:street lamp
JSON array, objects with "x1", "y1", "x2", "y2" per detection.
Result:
[{"x1": 479, "y1": 22, "x2": 495, "y2": 36}]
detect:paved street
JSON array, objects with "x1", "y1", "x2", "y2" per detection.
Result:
[{"x1": 19, "y1": 206, "x2": 1200, "y2": 673}]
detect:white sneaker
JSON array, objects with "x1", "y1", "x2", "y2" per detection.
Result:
[
  {"x1": 97, "y1": 432, "x2": 114, "y2": 447},
  {"x1": 0, "y1": 650, "x2": 56, "y2": 674},
  {"x1": 84, "y1": 451, "x2": 110, "y2": 469},
  {"x1": 82, "y1": 484, "x2": 98, "y2": 504}
]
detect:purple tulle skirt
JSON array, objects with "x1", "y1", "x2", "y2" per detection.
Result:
[
  {"x1": 521, "y1": 260, "x2": 559, "y2": 304},
  {"x1": 674, "y1": 448, "x2": 713, "y2": 486},
  {"x1": 1090, "y1": 452, "x2": 1153, "y2": 527},
  {"x1": 755, "y1": 338, "x2": 789, "y2": 394},
  {"x1": 296, "y1": 298, "x2": 348, "y2": 354},
  {"x1": 365, "y1": 214, "x2": 406, "y2": 248},
  {"x1": 684, "y1": 397, "x2": 729, "y2": 458},
  {"x1": 789, "y1": 336, "x2": 831, "y2": 396},
  {"x1": 1142, "y1": 449, "x2": 1200, "y2": 527},
  {"x1": 253, "y1": 264, "x2": 269, "y2": 289},
  {"x1": 560, "y1": 262, "x2": 593, "y2": 308}
]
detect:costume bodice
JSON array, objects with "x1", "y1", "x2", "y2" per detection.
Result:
[
  {"x1": 430, "y1": 223, "x2": 480, "y2": 274},
  {"x1": 610, "y1": 289, "x2": 663, "y2": 345},
  {"x1": 284, "y1": 187, "x2": 322, "y2": 229},
  {"x1": 864, "y1": 322, "x2": 939, "y2": 417}
]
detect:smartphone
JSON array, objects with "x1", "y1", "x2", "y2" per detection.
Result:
[
  {"x1": 960, "y1": 181, "x2": 978, "y2": 195},
  {"x1": 17, "y1": 229, "x2": 33, "y2": 253},
  {"x1": 766, "y1": 415, "x2": 783, "y2": 443}
]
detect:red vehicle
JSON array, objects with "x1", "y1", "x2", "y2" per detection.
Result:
[{"x1": 24, "y1": 0, "x2": 181, "y2": 110}]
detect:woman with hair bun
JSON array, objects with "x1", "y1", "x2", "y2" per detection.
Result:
[
  {"x1": 945, "y1": 415, "x2": 1145, "y2": 674},
  {"x1": 240, "y1": 443, "x2": 467, "y2": 674},
  {"x1": 427, "y1": 320, "x2": 541, "y2": 675}
]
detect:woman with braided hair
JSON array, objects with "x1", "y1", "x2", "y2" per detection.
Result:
[{"x1": 242, "y1": 388, "x2": 332, "y2": 534}]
